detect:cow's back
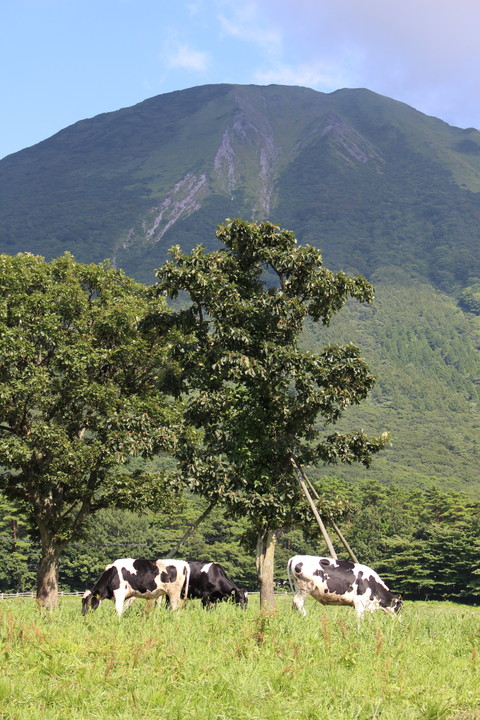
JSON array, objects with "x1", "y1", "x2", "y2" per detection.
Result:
[
  {"x1": 120, "y1": 558, "x2": 160, "y2": 595},
  {"x1": 186, "y1": 561, "x2": 215, "y2": 599}
]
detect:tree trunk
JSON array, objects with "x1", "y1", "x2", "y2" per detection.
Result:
[
  {"x1": 36, "y1": 531, "x2": 61, "y2": 610},
  {"x1": 11, "y1": 519, "x2": 18, "y2": 552},
  {"x1": 256, "y1": 528, "x2": 276, "y2": 610}
]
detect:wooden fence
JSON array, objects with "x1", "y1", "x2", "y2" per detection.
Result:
[
  {"x1": 0, "y1": 590, "x2": 286, "y2": 600},
  {"x1": 0, "y1": 591, "x2": 84, "y2": 600}
]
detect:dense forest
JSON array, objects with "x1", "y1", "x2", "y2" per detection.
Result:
[
  {"x1": 305, "y1": 273, "x2": 480, "y2": 495},
  {"x1": 1, "y1": 479, "x2": 479, "y2": 602}
]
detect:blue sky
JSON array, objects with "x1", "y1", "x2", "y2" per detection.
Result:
[{"x1": 1, "y1": 0, "x2": 479, "y2": 159}]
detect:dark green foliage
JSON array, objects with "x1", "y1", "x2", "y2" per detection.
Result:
[
  {"x1": 459, "y1": 281, "x2": 480, "y2": 315},
  {"x1": 0, "y1": 495, "x2": 38, "y2": 592},
  {"x1": 2, "y1": 481, "x2": 477, "y2": 601},
  {"x1": 381, "y1": 486, "x2": 480, "y2": 600}
]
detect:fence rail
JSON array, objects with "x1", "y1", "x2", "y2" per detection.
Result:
[
  {"x1": 0, "y1": 590, "x2": 291, "y2": 600},
  {"x1": 0, "y1": 591, "x2": 84, "y2": 600}
]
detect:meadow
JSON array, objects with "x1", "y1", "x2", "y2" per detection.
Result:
[{"x1": 0, "y1": 595, "x2": 478, "y2": 720}]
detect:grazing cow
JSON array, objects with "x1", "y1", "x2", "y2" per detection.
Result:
[
  {"x1": 186, "y1": 561, "x2": 248, "y2": 608},
  {"x1": 82, "y1": 558, "x2": 190, "y2": 616},
  {"x1": 287, "y1": 555, "x2": 402, "y2": 620}
]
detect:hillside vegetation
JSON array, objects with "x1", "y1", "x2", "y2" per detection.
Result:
[
  {"x1": 0, "y1": 83, "x2": 479, "y2": 494},
  {"x1": 311, "y1": 269, "x2": 480, "y2": 493}
]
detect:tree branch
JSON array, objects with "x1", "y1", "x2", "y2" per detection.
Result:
[{"x1": 165, "y1": 500, "x2": 217, "y2": 558}]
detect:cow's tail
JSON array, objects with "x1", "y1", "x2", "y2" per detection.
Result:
[
  {"x1": 287, "y1": 557, "x2": 295, "y2": 593},
  {"x1": 182, "y1": 562, "x2": 190, "y2": 601}
]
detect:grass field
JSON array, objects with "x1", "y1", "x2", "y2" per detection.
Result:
[{"x1": 0, "y1": 595, "x2": 478, "y2": 720}]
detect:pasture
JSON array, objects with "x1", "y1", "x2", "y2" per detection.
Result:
[{"x1": 0, "y1": 595, "x2": 478, "y2": 720}]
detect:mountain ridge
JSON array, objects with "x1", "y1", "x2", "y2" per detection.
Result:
[
  {"x1": 2, "y1": 83, "x2": 480, "y2": 286},
  {"x1": 1, "y1": 83, "x2": 479, "y2": 494}
]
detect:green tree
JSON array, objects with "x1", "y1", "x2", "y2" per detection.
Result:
[
  {"x1": 154, "y1": 219, "x2": 388, "y2": 607},
  {"x1": 459, "y1": 281, "x2": 480, "y2": 315},
  {"x1": 376, "y1": 523, "x2": 480, "y2": 601},
  {"x1": 0, "y1": 253, "x2": 180, "y2": 608}
]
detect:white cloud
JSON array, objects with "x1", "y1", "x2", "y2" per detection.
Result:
[
  {"x1": 218, "y1": 2, "x2": 282, "y2": 57},
  {"x1": 237, "y1": 0, "x2": 480, "y2": 128},
  {"x1": 167, "y1": 43, "x2": 210, "y2": 73}
]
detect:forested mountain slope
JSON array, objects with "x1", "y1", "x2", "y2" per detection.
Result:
[
  {"x1": 0, "y1": 83, "x2": 479, "y2": 492},
  {"x1": 309, "y1": 269, "x2": 480, "y2": 494}
]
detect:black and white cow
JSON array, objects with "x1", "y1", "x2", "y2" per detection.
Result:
[
  {"x1": 82, "y1": 558, "x2": 190, "y2": 616},
  {"x1": 186, "y1": 561, "x2": 248, "y2": 608},
  {"x1": 287, "y1": 555, "x2": 402, "y2": 620}
]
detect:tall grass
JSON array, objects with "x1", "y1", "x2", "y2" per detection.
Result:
[{"x1": 0, "y1": 596, "x2": 478, "y2": 720}]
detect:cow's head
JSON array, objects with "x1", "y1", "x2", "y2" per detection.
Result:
[
  {"x1": 391, "y1": 594, "x2": 403, "y2": 614},
  {"x1": 235, "y1": 589, "x2": 248, "y2": 608},
  {"x1": 383, "y1": 594, "x2": 403, "y2": 616},
  {"x1": 81, "y1": 590, "x2": 102, "y2": 614}
]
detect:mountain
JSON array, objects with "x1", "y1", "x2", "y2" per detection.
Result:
[
  {"x1": 2, "y1": 84, "x2": 480, "y2": 286},
  {"x1": 1, "y1": 84, "x2": 479, "y2": 494}
]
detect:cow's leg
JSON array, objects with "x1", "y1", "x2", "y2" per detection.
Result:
[
  {"x1": 292, "y1": 590, "x2": 308, "y2": 616},
  {"x1": 201, "y1": 593, "x2": 216, "y2": 610},
  {"x1": 113, "y1": 587, "x2": 126, "y2": 616},
  {"x1": 355, "y1": 595, "x2": 379, "y2": 622},
  {"x1": 123, "y1": 596, "x2": 136, "y2": 612},
  {"x1": 167, "y1": 587, "x2": 182, "y2": 611},
  {"x1": 354, "y1": 598, "x2": 368, "y2": 623}
]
